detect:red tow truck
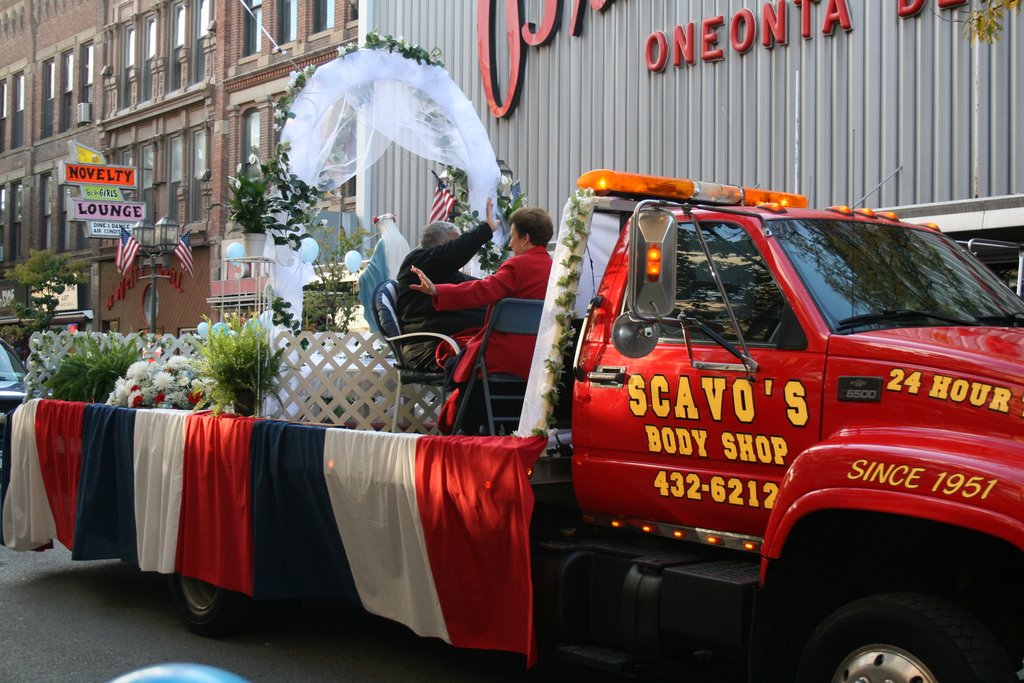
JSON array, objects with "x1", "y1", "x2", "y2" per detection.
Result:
[
  {"x1": 6, "y1": 170, "x2": 1024, "y2": 683},
  {"x1": 527, "y1": 170, "x2": 1024, "y2": 682}
]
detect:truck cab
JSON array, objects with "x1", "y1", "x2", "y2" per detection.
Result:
[{"x1": 536, "y1": 170, "x2": 1024, "y2": 682}]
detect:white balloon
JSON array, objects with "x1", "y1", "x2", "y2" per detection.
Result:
[
  {"x1": 344, "y1": 250, "x2": 363, "y2": 272},
  {"x1": 225, "y1": 242, "x2": 244, "y2": 260}
]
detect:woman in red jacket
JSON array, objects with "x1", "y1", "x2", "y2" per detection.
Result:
[{"x1": 410, "y1": 206, "x2": 554, "y2": 433}]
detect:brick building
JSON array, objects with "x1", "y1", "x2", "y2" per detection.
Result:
[{"x1": 0, "y1": 0, "x2": 359, "y2": 334}]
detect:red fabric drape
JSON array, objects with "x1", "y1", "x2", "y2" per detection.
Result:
[
  {"x1": 34, "y1": 400, "x2": 86, "y2": 550},
  {"x1": 415, "y1": 434, "x2": 546, "y2": 665},
  {"x1": 176, "y1": 413, "x2": 256, "y2": 595}
]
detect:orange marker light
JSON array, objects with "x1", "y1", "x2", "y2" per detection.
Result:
[
  {"x1": 828, "y1": 205, "x2": 854, "y2": 215},
  {"x1": 611, "y1": 519, "x2": 624, "y2": 528},
  {"x1": 918, "y1": 222, "x2": 941, "y2": 231},
  {"x1": 641, "y1": 524, "x2": 655, "y2": 534},
  {"x1": 672, "y1": 530, "x2": 686, "y2": 539},
  {"x1": 879, "y1": 211, "x2": 900, "y2": 220},
  {"x1": 855, "y1": 207, "x2": 877, "y2": 218},
  {"x1": 646, "y1": 245, "x2": 662, "y2": 281},
  {"x1": 705, "y1": 535, "x2": 721, "y2": 545},
  {"x1": 743, "y1": 541, "x2": 759, "y2": 552}
]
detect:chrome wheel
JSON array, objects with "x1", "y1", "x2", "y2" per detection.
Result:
[{"x1": 831, "y1": 644, "x2": 937, "y2": 683}]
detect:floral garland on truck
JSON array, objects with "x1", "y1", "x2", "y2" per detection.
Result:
[{"x1": 528, "y1": 188, "x2": 596, "y2": 435}]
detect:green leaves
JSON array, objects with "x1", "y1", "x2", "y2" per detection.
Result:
[
  {"x1": 45, "y1": 335, "x2": 142, "y2": 403},
  {"x1": 194, "y1": 314, "x2": 285, "y2": 415}
]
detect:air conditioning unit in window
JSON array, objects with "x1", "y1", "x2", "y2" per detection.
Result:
[{"x1": 77, "y1": 102, "x2": 93, "y2": 124}]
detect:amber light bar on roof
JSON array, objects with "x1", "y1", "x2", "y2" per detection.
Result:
[{"x1": 577, "y1": 169, "x2": 808, "y2": 209}]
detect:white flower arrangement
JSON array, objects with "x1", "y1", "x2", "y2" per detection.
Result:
[{"x1": 107, "y1": 355, "x2": 206, "y2": 410}]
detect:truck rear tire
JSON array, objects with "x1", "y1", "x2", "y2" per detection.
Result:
[
  {"x1": 795, "y1": 592, "x2": 1015, "y2": 683},
  {"x1": 167, "y1": 574, "x2": 261, "y2": 637}
]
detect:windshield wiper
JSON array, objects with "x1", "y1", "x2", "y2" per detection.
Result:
[
  {"x1": 975, "y1": 311, "x2": 1024, "y2": 327},
  {"x1": 836, "y1": 309, "x2": 978, "y2": 332}
]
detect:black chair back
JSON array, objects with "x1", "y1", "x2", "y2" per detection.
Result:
[{"x1": 371, "y1": 279, "x2": 409, "y2": 367}]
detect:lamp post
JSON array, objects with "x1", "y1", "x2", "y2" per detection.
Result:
[{"x1": 133, "y1": 216, "x2": 180, "y2": 333}]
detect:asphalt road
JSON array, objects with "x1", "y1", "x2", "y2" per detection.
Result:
[{"x1": 0, "y1": 544, "x2": 640, "y2": 683}]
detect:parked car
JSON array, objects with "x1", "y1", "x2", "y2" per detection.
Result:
[{"x1": 0, "y1": 338, "x2": 27, "y2": 424}]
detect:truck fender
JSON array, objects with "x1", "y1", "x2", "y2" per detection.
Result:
[{"x1": 760, "y1": 429, "x2": 1024, "y2": 564}]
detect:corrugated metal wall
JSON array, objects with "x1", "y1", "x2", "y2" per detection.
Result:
[{"x1": 368, "y1": 1, "x2": 1022, "y2": 243}]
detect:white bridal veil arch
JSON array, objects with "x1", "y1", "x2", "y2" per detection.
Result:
[{"x1": 281, "y1": 48, "x2": 501, "y2": 216}]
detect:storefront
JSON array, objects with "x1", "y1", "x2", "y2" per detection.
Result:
[{"x1": 363, "y1": 0, "x2": 1022, "y2": 268}]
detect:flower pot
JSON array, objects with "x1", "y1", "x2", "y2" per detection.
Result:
[
  {"x1": 242, "y1": 233, "x2": 268, "y2": 258},
  {"x1": 232, "y1": 389, "x2": 257, "y2": 417}
]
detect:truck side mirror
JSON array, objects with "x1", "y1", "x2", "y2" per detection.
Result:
[{"x1": 628, "y1": 205, "x2": 678, "y2": 319}]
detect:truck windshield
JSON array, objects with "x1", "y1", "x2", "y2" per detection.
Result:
[{"x1": 773, "y1": 219, "x2": 1024, "y2": 333}]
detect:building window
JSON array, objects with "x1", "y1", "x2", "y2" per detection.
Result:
[
  {"x1": 278, "y1": 0, "x2": 296, "y2": 43},
  {"x1": 60, "y1": 51, "x2": 74, "y2": 133},
  {"x1": 10, "y1": 181, "x2": 21, "y2": 260},
  {"x1": 168, "y1": 136, "x2": 183, "y2": 222},
  {"x1": 169, "y1": 4, "x2": 184, "y2": 91},
  {"x1": 12, "y1": 73, "x2": 24, "y2": 149},
  {"x1": 121, "y1": 26, "x2": 136, "y2": 109},
  {"x1": 80, "y1": 43, "x2": 93, "y2": 104},
  {"x1": 244, "y1": 0, "x2": 262, "y2": 56},
  {"x1": 0, "y1": 81, "x2": 6, "y2": 154},
  {"x1": 39, "y1": 174, "x2": 52, "y2": 251},
  {"x1": 191, "y1": 0, "x2": 209, "y2": 85},
  {"x1": 60, "y1": 187, "x2": 71, "y2": 252},
  {"x1": 0, "y1": 186, "x2": 6, "y2": 261},
  {"x1": 313, "y1": 0, "x2": 334, "y2": 32},
  {"x1": 142, "y1": 144, "x2": 155, "y2": 220},
  {"x1": 189, "y1": 129, "x2": 207, "y2": 222},
  {"x1": 42, "y1": 60, "x2": 55, "y2": 138},
  {"x1": 242, "y1": 108, "x2": 260, "y2": 172},
  {"x1": 142, "y1": 17, "x2": 156, "y2": 102}
]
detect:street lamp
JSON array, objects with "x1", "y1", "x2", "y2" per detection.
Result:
[{"x1": 133, "y1": 216, "x2": 180, "y2": 333}]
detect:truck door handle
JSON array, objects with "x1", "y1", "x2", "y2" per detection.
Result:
[{"x1": 586, "y1": 366, "x2": 626, "y2": 386}]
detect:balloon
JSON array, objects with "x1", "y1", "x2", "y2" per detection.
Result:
[
  {"x1": 225, "y1": 242, "x2": 244, "y2": 260},
  {"x1": 300, "y1": 237, "x2": 320, "y2": 264},
  {"x1": 244, "y1": 318, "x2": 261, "y2": 332},
  {"x1": 212, "y1": 322, "x2": 229, "y2": 335},
  {"x1": 196, "y1": 322, "x2": 210, "y2": 338},
  {"x1": 109, "y1": 662, "x2": 250, "y2": 683},
  {"x1": 259, "y1": 310, "x2": 274, "y2": 329},
  {"x1": 344, "y1": 250, "x2": 363, "y2": 272}
]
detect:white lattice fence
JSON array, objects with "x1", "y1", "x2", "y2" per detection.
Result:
[
  {"x1": 271, "y1": 330, "x2": 443, "y2": 432},
  {"x1": 25, "y1": 330, "x2": 441, "y2": 433}
]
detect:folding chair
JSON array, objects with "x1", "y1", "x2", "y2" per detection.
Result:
[
  {"x1": 370, "y1": 279, "x2": 459, "y2": 432},
  {"x1": 452, "y1": 298, "x2": 544, "y2": 436}
]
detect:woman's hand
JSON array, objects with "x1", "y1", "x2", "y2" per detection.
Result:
[
  {"x1": 485, "y1": 197, "x2": 498, "y2": 233},
  {"x1": 408, "y1": 265, "x2": 438, "y2": 296}
]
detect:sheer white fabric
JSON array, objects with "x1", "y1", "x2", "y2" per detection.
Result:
[
  {"x1": 282, "y1": 49, "x2": 500, "y2": 216},
  {"x1": 376, "y1": 215, "x2": 411, "y2": 278}
]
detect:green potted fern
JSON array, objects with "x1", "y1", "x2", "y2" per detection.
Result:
[
  {"x1": 194, "y1": 314, "x2": 284, "y2": 416},
  {"x1": 45, "y1": 335, "x2": 142, "y2": 403}
]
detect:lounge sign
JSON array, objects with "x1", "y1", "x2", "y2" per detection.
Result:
[{"x1": 72, "y1": 199, "x2": 146, "y2": 221}]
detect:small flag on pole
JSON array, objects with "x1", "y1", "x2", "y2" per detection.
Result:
[
  {"x1": 174, "y1": 230, "x2": 194, "y2": 276},
  {"x1": 428, "y1": 178, "x2": 457, "y2": 224},
  {"x1": 115, "y1": 226, "x2": 140, "y2": 275}
]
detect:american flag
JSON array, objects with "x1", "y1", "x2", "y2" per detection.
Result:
[
  {"x1": 115, "y1": 226, "x2": 140, "y2": 275},
  {"x1": 174, "y1": 230, "x2": 194, "y2": 276},
  {"x1": 428, "y1": 178, "x2": 457, "y2": 224}
]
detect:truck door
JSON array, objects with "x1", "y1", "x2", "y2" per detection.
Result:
[{"x1": 574, "y1": 217, "x2": 824, "y2": 539}]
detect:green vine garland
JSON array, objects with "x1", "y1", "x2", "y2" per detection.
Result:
[
  {"x1": 339, "y1": 31, "x2": 444, "y2": 67},
  {"x1": 530, "y1": 188, "x2": 595, "y2": 435}
]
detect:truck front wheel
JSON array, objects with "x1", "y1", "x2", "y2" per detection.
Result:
[
  {"x1": 796, "y1": 593, "x2": 1015, "y2": 683},
  {"x1": 167, "y1": 574, "x2": 260, "y2": 637}
]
